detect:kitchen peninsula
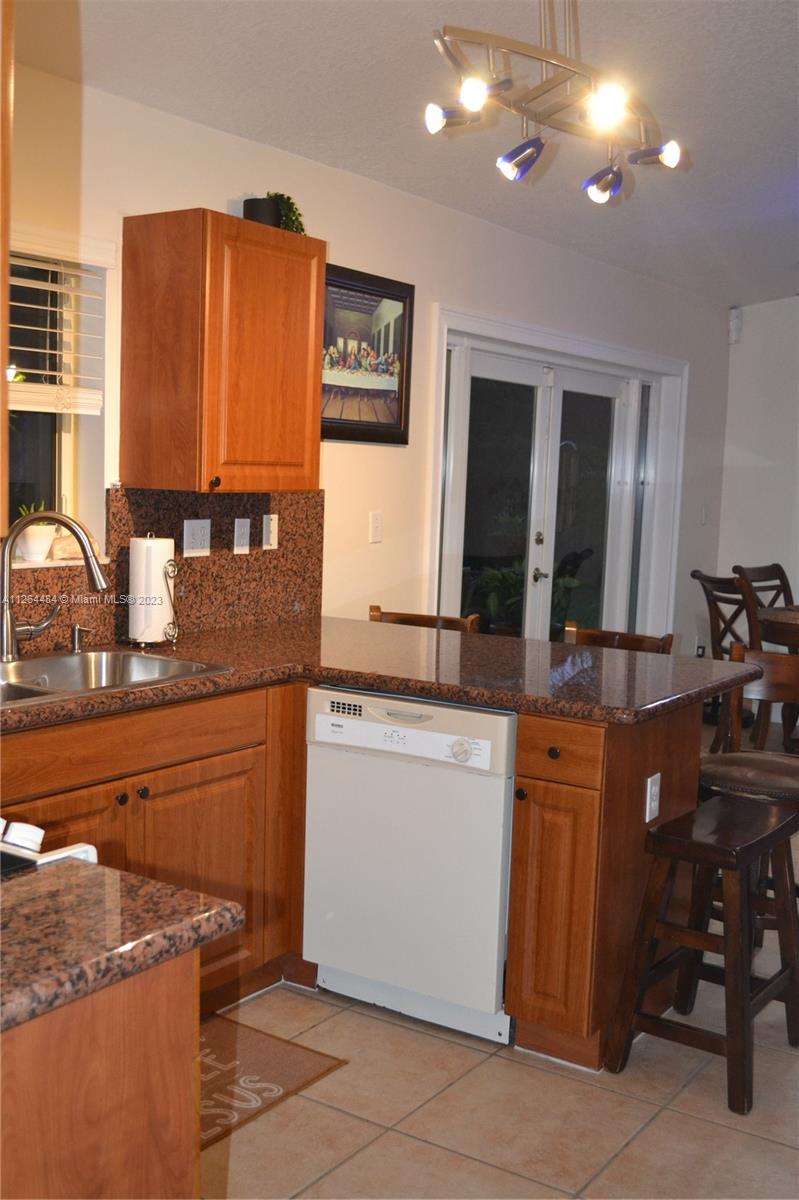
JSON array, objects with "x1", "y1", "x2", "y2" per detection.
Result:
[
  {"x1": 1, "y1": 617, "x2": 759, "y2": 1069},
  {"x1": 0, "y1": 857, "x2": 243, "y2": 1198}
]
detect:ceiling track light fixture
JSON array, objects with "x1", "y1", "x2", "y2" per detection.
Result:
[{"x1": 424, "y1": 23, "x2": 683, "y2": 206}]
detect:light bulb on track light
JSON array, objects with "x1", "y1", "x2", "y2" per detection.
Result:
[
  {"x1": 424, "y1": 102, "x2": 480, "y2": 134},
  {"x1": 586, "y1": 82, "x2": 628, "y2": 131},
  {"x1": 496, "y1": 136, "x2": 545, "y2": 181},
  {"x1": 628, "y1": 139, "x2": 681, "y2": 168},
  {"x1": 459, "y1": 75, "x2": 513, "y2": 112},
  {"x1": 582, "y1": 164, "x2": 623, "y2": 204},
  {"x1": 658, "y1": 139, "x2": 681, "y2": 168},
  {"x1": 460, "y1": 76, "x2": 489, "y2": 111}
]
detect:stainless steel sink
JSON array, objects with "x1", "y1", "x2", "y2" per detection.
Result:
[
  {"x1": 0, "y1": 650, "x2": 232, "y2": 706},
  {"x1": 0, "y1": 679, "x2": 55, "y2": 704}
]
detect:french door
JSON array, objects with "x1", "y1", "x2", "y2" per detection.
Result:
[{"x1": 439, "y1": 341, "x2": 648, "y2": 639}]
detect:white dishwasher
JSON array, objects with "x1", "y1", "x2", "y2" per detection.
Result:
[{"x1": 303, "y1": 687, "x2": 517, "y2": 1042}]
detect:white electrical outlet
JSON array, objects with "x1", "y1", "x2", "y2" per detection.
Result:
[
  {"x1": 233, "y1": 518, "x2": 251, "y2": 555},
  {"x1": 368, "y1": 510, "x2": 383, "y2": 544},
  {"x1": 262, "y1": 514, "x2": 278, "y2": 549},
  {"x1": 183, "y1": 519, "x2": 211, "y2": 557},
  {"x1": 645, "y1": 772, "x2": 661, "y2": 823}
]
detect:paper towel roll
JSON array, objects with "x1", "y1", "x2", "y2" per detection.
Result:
[{"x1": 129, "y1": 535, "x2": 175, "y2": 643}]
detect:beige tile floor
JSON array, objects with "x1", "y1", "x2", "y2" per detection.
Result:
[{"x1": 203, "y1": 942, "x2": 799, "y2": 1200}]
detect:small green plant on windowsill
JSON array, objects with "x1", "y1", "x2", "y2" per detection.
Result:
[
  {"x1": 267, "y1": 193, "x2": 306, "y2": 234},
  {"x1": 18, "y1": 500, "x2": 49, "y2": 524}
]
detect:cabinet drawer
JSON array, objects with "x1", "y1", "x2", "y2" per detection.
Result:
[
  {"x1": 1, "y1": 689, "x2": 267, "y2": 804},
  {"x1": 515, "y1": 715, "x2": 605, "y2": 789}
]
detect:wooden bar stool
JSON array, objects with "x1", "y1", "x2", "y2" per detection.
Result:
[
  {"x1": 604, "y1": 795, "x2": 799, "y2": 1114},
  {"x1": 369, "y1": 605, "x2": 480, "y2": 633}
]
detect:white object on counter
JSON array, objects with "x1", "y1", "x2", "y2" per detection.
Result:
[
  {"x1": 128, "y1": 535, "x2": 175, "y2": 643},
  {"x1": 3, "y1": 822, "x2": 45, "y2": 852}
]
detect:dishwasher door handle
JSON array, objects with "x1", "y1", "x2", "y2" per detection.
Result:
[{"x1": 382, "y1": 709, "x2": 430, "y2": 723}]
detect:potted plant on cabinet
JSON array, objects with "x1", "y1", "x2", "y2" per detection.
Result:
[{"x1": 243, "y1": 193, "x2": 306, "y2": 233}]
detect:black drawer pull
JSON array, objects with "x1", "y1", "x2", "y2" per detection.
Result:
[
  {"x1": 209, "y1": 475, "x2": 221, "y2": 489},
  {"x1": 547, "y1": 746, "x2": 561, "y2": 760},
  {"x1": 136, "y1": 785, "x2": 151, "y2": 800},
  {"x1": 115, "y1": 792, "x2": 129, "y2": 806},
  {"x1": 515, "y1": 787, "x2": 528, "y2": 801}
]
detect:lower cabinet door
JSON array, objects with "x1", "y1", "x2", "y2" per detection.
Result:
[
  {"x1": 1, "y1": 782, "x2": 128, "y2": 870},
  {"x1": 125, "y1": 747, "x2": 266, "y2": 991},
  {"x1": 505, "y1": 776, "x2": 601, "y2": 1036}
]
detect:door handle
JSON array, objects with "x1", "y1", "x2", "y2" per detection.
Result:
[{"x1": 532, "y1": 568, "x2": 549, "y2": 583}]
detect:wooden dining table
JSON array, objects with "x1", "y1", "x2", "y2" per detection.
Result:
[{"x1": 758, "y1": 605, "x2": 799, "y2": 650}]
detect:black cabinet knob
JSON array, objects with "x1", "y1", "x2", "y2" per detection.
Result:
[
  {"x1": 209, "y1": 475, "x2": 221, "y2": 489},
  {"x1": 115, "y1": 792, "x2": 129, "y2": 806},
  {"x1": 136, "y1": 785, "x2": 150, "y2": 799},
  {"x1": 547, "y1": 746, "x2": 561, "y2": 759},
  {"x1": 515, "y1": 787, "x2": 528, "y2": 801}
]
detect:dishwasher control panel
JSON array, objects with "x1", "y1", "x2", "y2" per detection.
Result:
[
  {"x1": 314, "y1": 712, "x2": 492, "y2": 770},
  {"x1": 307, "y1": 688, "x2": 516, "y2": 776}
]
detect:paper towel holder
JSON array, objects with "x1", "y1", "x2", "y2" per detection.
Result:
[{"x1": 163, "y1": 558, "x2": 179, "y2": 646}]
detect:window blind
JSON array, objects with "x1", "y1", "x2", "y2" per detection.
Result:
[{"x1": 7, "y1": 251, "x2": 105, "y2": 416}]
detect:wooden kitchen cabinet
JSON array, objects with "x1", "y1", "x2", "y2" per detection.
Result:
[
  {"x1": 125, "y1": 748, "x2": 265, "y2": 991},
  {"x1": 505, "y1": 705, "x2": 702, "y2": 1068},
  {"x1": 2, "y1": 780, "x2": 128, "y2": 871},
  {"x1": 120, "y1": 207, "x2": 326, "y2": 492},
  {"x1": 1, "y1": 690, "x2": 273, "y2": 994},
  {"x1": 505, "y1": 776, "x2": 600, "y2": 1038}
]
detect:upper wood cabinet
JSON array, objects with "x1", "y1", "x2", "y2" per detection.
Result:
[{"x1": 120, "y1": 208, "x2": 326, "y2": 492}]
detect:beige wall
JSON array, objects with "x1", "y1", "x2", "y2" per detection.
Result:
[
  {"x1": 13, "y1": 65, "x2": 734, "y2": 643},
  {"x1": 717, "y1": 297, "x2": 799, "y2": 596}
]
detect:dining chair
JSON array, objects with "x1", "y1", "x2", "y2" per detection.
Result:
[
  {"x1": 563, "y1": 620, "x2": 673, "y2": 654},
  {"x1": 731, "y1": 564, "x2": 797, "y2": 746},
  {"x1": 732, "y1": 562, "x2": 794, "y2": 612},
  {"x1": 691, "y1": 569, "x2": 761, "y2": 751},
  {"x1": 690, "y1": 570, "x2": 758, "y2": 656},
  {"x1": 369, "y1": 605, "x2": 481, "y2": 633}
]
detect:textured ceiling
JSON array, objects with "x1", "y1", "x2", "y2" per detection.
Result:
[{"x1": 14, "y1": 0, "x2": 799, "y2": 306}]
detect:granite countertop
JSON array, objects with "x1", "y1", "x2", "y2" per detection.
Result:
[
  {"x1": 0, "y1": 858, "x2": 243, "y2": 1031},
  {"x1": 1, "y1": 615, "x2": 760, "y2": 733}
]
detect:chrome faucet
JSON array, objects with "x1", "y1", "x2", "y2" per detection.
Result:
[{"x1": 0, "y1": 511, "x2": 110, "y2": 662}]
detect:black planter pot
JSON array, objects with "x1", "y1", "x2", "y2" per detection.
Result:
[{"x1": 242, "y1": 197, "x2": 282, "y2": 228}]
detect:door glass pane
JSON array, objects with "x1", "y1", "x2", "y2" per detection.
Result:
[
  {"x1": 550, "y1": 391, "x2": 613, "y2": 639},
  {"x1": 627, "y1": 383, "x2": 651, "y2": 630},
  {"x1": 461, "y1": 377, "x2": 535, "y2": 635}
]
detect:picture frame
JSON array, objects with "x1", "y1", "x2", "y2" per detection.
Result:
[{"x1": 321, "y1": 265, "x2": 414, "y2": 444}]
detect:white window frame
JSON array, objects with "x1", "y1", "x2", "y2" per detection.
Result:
[{"x1": 9, "y1": 223, "x2": 118, "y2": 523}]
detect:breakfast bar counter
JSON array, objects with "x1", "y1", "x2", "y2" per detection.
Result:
[{"x1": 0, "y1": 615, "x2": 760, "y2": 733}]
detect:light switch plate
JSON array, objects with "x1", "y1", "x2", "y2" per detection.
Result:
[
  {"x1": 183, "y1": 519, "x2": 211, "y2": 557},
  {"x1": 233, "y1": 518, "x2": 251, "y2": 555},
  {"x1": 262, "y1": 514, "x2": 278, "y2": 550},
  {"x1": 368, "y1": 510, "x2": 383, "y2": 544}
]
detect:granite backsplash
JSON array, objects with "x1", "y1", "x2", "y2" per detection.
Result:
[{"x1": 10, "y1": 487, "x2": 324, "y2": 655}]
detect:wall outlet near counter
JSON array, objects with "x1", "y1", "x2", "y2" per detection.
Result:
[
  {"x1": 644, "y1": 772, "x2": 661, "y2": 823},
  {"x1": 183, "y1": 519, "x2": 211, "y2": 557},
  {"x1": 233, "y1": 518, "x2": 251, "y2": 555},
  {"x1": 262, "y1": 514, "x2": 278, "y2": 549}
]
